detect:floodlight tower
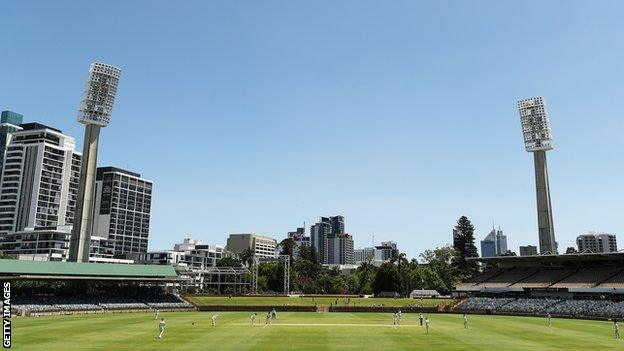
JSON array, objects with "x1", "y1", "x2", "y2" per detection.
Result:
[
  {"x1": 517, "y1": 96, "x2": 557, "y2": 255},
  {"x1": 68, "y1": 63, "x2": 121, "y2": 262}
]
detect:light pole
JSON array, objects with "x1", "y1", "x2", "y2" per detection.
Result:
[
  {"x1": 68, "y1": 63, "x2": 122, "y2": 262},
  {"x1": 517, "y1": 97, "x2": 557, "y2": 255}
]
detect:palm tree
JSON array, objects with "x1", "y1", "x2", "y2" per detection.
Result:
[{"x1": 240, "y1": 248, "x2": 255, "y2": 267}]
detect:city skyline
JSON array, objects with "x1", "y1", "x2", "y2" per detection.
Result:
[{"x1": 2, "y1": 1, "x2": 624, "y2": 259}]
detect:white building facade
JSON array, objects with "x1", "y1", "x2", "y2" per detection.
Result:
[
  {"x1": 0, "y1": 123, "x2": 81, "y2": 236},
  {"x1": 577, "y1": 232, "x2": 617, "y2": 253}
]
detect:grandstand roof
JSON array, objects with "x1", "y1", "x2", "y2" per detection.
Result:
[
  {"x1": 469, "y1": 252, "x2": 624, "y2": 267},
  {"x1": 0, "y1": 259, "x2": 183, "y2": 281}
]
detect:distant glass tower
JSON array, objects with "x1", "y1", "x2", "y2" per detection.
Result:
[
  {"x1": 517, "y1": 97, "x2": 557, "y2": 255},
  {"x1": 68, "y1": 63, "x2": 122, "y2": 262},
  {"x1": 0, "y1": 111, "x2": 24, "y2": 181}
]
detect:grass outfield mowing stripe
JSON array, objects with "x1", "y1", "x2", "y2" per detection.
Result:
[{"x1": 12, "y1": 311, "x2": 624, "y2": 351}]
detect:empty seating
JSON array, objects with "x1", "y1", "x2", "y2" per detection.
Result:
[
  {"x1": 552, "y1": 268, "x2": 622, "y2": 288},
  {"x1": 476, "y1": 268, "x2": 537, "y2": 288},
  {"x1": 596, "y1": 270, "x2": 624, "y2": 289},
  {"x1": 512, "y1": 269, "x2": 575, "y2": 288}
]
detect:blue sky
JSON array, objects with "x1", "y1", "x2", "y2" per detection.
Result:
[{"x1": 1, "y1": 1, "x2": 623, "y2": 259}]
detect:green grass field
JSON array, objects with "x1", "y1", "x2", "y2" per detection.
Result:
[
  {"x1": 13, "y1": 311, "x2": 622, "y2": 350},
  {"x1": 186, "y1": 296, "x2": 452, "y2": 307}
]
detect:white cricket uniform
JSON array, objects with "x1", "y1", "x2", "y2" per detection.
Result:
[
  {"x1": 211, "y1": 315, "x2": 218, "y2": 326},
  {"x1": 158, "y1": 320, "x2": 165, "y2": 338},
  {"x1": 251, "y1": 314, "x2": 256, "y2": 325},
  {"x1": 425, "y1": 320, "x2": 430, "y2": 334}
]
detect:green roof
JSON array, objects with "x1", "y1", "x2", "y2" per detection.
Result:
[{"x1": 0, "y1": 259, "x2": 177, "y2": 278}]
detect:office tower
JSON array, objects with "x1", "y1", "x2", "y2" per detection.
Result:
[
  {"x1": 69, "y1": 62, "x2": 122, "y2": 262},
  {"x1": 0, "y1": 111, "x2": 24, "y2": 180},
  {"x1": 226, "y1": 233, "x2": 277, "y2": 259},
  {"x1": 496, "y1": 228, "x2": 508, "y2": 254},
  {"x1": 518, "y1": 97, "x2": 557, "y2": 254},
  {"x1": 375, "y1": 241, "x2": 399, "y2": 261},
  {"x1": 311, "y1": 217, "x2": 331, "y2": 261},
  {"x1": 480, "y1": 227, "x2": 508, "y2": 257},
  {"x1": 576, "y1": 232, "x2": 617, "y2": 253},
  {"x1": 354, "y1": 247, "x2": 376, "y2": 264},
  {"x1": 91, "y1": 167, "x2": 153, "y2": 255},
  {"x1": 519, "y1": 245, "x2": 538, "y2": 256},
  {"x1": 0, "y1": 123, "x2": 81, "y2": 235},
  {"x1": 310, "y1": 215, "x2": 349, "y2": 264},
  {"x1": 480, "y1": 230, "x2": 497, "y2": 258},
  {"x1": 326, "y1": 233, "x2": 355, "y2": 265}
]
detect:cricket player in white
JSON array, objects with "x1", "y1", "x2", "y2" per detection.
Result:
[
  {"x1": 397, "y1": 309, "x2": 402, "y2": 322},
  {"x1": 265, "y1": 312, "x2": 273, "y2": 325},
  {"x1": 547, "y1": 313, "x2": 551, "y2": 327},
  {"x1": 425, "y1": 318, "x2": 430, "y2": 335},
  {"x1": 615, "y1": 321, "x2": 620, "y2": 339},
  {"x1": 155, "y1": 309, "x2": 160, "y2": 319},
  {"x1": 158, "y1": 319, "x2": 165, "y2": 339},
  {"x1": 463, "y1": 314, "x2": 468, "y2": 329},
  {"x1": 251, "y1": 313, "x2": 257, "y2": 326},
  {"x1": 211, "y1": 315, "x2": 218, "y2": 326}
]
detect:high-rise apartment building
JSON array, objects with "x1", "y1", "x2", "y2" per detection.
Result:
[
  {"x1": 354, "y1": 247, "x2": 376, "y2": 264},
  {"x1": 91, "y1": 167, "x2": 153, "y2": 255},
  {"x1": 576, "y1": 232, "x2": 617, "y2": 253},
  {"x1": 0, "y1": 111, "x2": 24, "y2": 181},
  {"x1": 375, "y1": 241, "x2": 399, "y2": 261},
  {"x1": 326, "y1": 233, "x2": 355, "y2": 265},
  {"x1": 311, "y1": 217, "x2": 332, "y2": 261},
  {"x1": 519, "y1": 245, "x2": 538, "y2": 256},
  {"x1": 0, "y1": 123, "x2": 81, "y2": 235},
  {"x1": 310, "y1": 215, "x2": 354, "y2": 264}
]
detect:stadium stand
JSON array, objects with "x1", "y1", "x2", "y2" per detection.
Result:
[
  {"x1": 12, "y1": 293, "x2": 192, "y2": 315},
  {"x1": 456, "y1": 297, "x2": 624, "y2": 319},
  {"x1": 475, "y1": 268, "x2": 538, "y2": 288},
  {"x1": 551, "y1": 267, "x2": 622, "y2": 288},
  {"x1": 453, "y1": 252, "x2": 624, "y2": 320},
  {"x1": 511, "y1": 269, "x2": 575, "y2": 288},
  {"x1": 596, "y1": 270, "x2": 624, "y2": 289}
]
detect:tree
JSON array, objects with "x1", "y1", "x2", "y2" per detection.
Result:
[
  {"x1": 451, "y1": 216, "x2": 479, "y2": 280},
  {"x1": 373, "y1": 262, "x2": 400, "y2": 294},
  {"x1": 354, "y1": 262, "x2": 377, "y2": 294},
  {"x1": 294, "y1": 246, "x2": 322, "y2": 293},
  {"x1": 239, "y1": 248, "x2": 255, "y2": 267},
  {"x1": 565, "y1": 247, "x2": 578, "y2": 254},
  {"x1": 420, "y1": 246, "x2": 457, "y2": 294},
  {"x1": 279, "y1": 238, "x2": 297, "y2": 260},
  {"x1": 499, "y1": 250, "x2": 517, "y2": 256},
  {"x1": 216, "y1": 257, "x2": 242, "y2": 267}
]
